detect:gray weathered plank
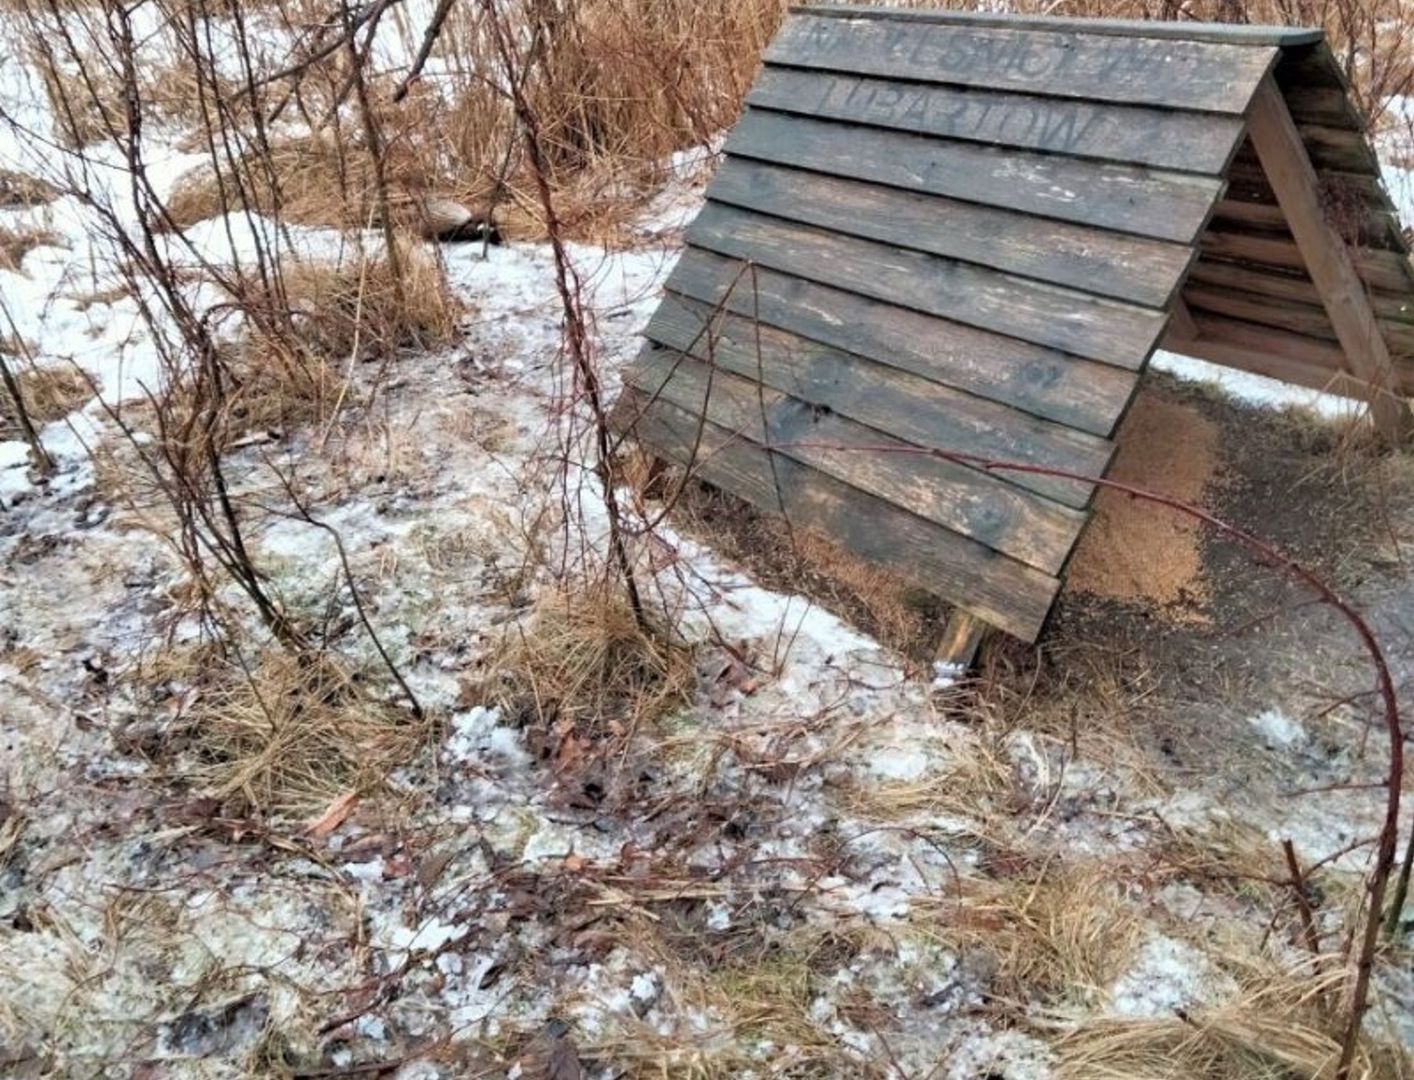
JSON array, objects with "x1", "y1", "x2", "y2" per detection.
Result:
[
  {"x1": 644, "y1": 289, "x2": 1115, "y2": 507},
  {"x1": 791, "y1": 6, "x2": 1323, "y2": 47},
  {"x1": 1188, "y1": 258, "x2": 1414, "y2": 324},
  {"x1": 1227, "y1": 155, "x2": 1398, "y2": 215},
  {"x1": 621, "y1": 389, "x2": 1061, "y2": 641},
  {"x1": 628, "y1": 349, "x2": 1086, "y2": 575},
  {"x1": 1215, "y1": 187, "x2": 1404, "y2": 251},
  {"x1": 1185, "y1": 283, "x2": 1414, "y2": 357},
  {"x1": 726, "y1": 109, "x2": 1223, "y2": 245},
  {"x1": 766, "y1": 13, "x2": 1278, "y2": 112},
  {"x1": 687, "y1": 202, "x2": 1168, "y2": 368},
  {"x1": 1200, "y1": 225, "x2": 1414, "y2": 293},
  {"x1": 1299, "y1": 124, "x2": 1382, "y2": 174},
  {"x1": 746, "y1": 65, "x2": 1244, "y2": 173},
  {"x1": 666, "y1": 247, "x2": 1138, "y2": 441},
  {"x1": 709, "y1": 157, "x2": 1193, "y2": 308},
  {"x1": 1164, "y1": 322, "x2": 1364, "y2": 395}
]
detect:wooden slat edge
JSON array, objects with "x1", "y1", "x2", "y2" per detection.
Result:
[
  {"x1": 628, "y1": 342, "x2": 1087, "y2": 575},
  {"x1": 789, "y1": 6, "x2": 1324, "y2": 47},
  {"x1": 619, "y1": 386, "x2": 1061, "y2": 641}
]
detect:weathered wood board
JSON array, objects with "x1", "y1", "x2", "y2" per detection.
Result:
[{"x1": 613, "y1": 4, "x2": 1414, "y2": 653}]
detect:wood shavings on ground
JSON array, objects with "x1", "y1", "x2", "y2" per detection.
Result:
[{"x1": 1066, "y1": 389, "x2": 1221, "y2": 621}]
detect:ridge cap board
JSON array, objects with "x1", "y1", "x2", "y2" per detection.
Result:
[{"x1": 789, "y1": 5, "x2": 1324, "y2": 47}]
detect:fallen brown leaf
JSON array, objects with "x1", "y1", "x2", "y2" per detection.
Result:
[{"x1": 305, "y1": 791, "x2": 359, "y2": 838}]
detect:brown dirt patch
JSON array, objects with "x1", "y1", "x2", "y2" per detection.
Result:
[{"x1": 1065, "y1": 389, "x2": 1220, "y2": 621}]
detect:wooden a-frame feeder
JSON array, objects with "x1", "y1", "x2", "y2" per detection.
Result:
[{"x1": 612, "y1": 5, "x2": 1414, "y2": 665}]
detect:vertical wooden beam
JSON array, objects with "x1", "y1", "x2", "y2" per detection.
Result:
[
  {"x1": 936, "y1": 609, "x2": 989, "y2": 671},
  {"x1": 1247, "y1": 75, "x2": 1412, "y2": 442},
  {"x1": 1164, "y1": 297, "x2": 1201, "y2": 344}
]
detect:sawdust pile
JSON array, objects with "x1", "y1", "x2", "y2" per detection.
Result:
[{"x1": 1066, "y1": 390, "x2": 1221, "y2": 618}]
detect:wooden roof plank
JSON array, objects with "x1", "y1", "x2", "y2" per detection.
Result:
[
  {"x1": 727, "y1": 109, "x2": 1225, "y2": 245},
  {"x1": 766, "y1": 12, "x2": 1279, "y2": 112},
  {"x1": 709, "y1": 157, "x2": 1194, "y2": 308},
  {"x1": 621, "y1": 389, "x2": 1061, "y2": 641},
  {"x1": 1200, "y1": 225, "x2": 1414, "y2": 293},
  {"x1": 687, "y1": 202, "x2": 1169, "y2": 369},
  {"x1": 1187, "y1": 258, "x2": 1414, "y2": 324},
  {"x1": 1186, "y1": 282, "x2": 1414, "y2": 355},
  {"x1": 628, "y1": 349, "x2": 1087, "y2": 574},
  {"x1": 791, "y1": 5, "x2": 1323, "y2": 47},
  {"x1": 643, "y1": 289, "x2": 1117, "y2": 507},
  {"x1": 665, "y1": 247, "x2": 1139, "y2": 441},
  {"x1": 746, "y1": 66, "x2": 1245, "y2": 173}
]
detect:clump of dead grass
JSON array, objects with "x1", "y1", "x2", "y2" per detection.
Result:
[
  {"x1": 176, "y1": 649, "x2": 428, "y2": 818},
  {"x1": 0, "y1": 362, "x2": 89, "y2": 436},
  {"x1": 585, "y1": 919, "x2": 870, "y2": 1076},
  {"x1": 31, "y1": 48, "x2": 125, "y2": 148},
  {"x1": 1053, "y1": 966, "x2": 1403, "y2": 1079},
  {"x1": 485, "y1": 587, "x2": 695, "y2": 755},
  {"x1": 0, "y1": 222, "x2": 64, "y2": 272},
  {"x1": 204, "y1": 244, "x2": 458, "y2": 441},
  {"x1": 833, "y1": 731, "x2": 1013, "y2": 839},
  {"x1": 248, "y1": 243, "x2": 459, "y2": 361},
  {"x1": 0, "y1": 167, "x2": 56, "y2": 208},
  {"x1": 918, "y1": 864, "x2": 1144, "y2": 1008},
  {"x1": 162, "y1": 133, "x2": 436, "y2": 232}
]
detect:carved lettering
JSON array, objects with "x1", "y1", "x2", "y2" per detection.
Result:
[{"x1": 797, "y1": 74, "x2": 1112, "y2": 156}]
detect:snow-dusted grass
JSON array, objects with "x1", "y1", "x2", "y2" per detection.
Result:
[{"x1": 2, "y1": 3, "x2": 1413, "y2": 1077}]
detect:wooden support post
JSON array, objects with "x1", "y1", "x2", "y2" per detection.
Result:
[
  {"x1": 1246, "y1": 75, "x2": 1413, "y2": 442},
  {"x1": 1165, "y1": 297, "x2": 1200, "y2": 344},
  {"x1": 936, "y1": 609, "x2": 989, "y2": 671}
]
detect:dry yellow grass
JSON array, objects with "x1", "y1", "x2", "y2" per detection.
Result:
[
  {"x1": 0, "y1": 167, "x2": 56, "y2": 208},
  {"x1": 915, "y1": 863, "x2": 1144, "y2": 1008},
  {"x1": 0, "y1": 362, "x2": 89, "y2": 436},
  {"x1": 485, "y1": 586, "x2": 696, "y2": 753},
  {"x1": 177, "y1": 649, "x2": 428, "y2": 818},
  {"x1": 213, "y1": 243, "x2": 458, "y2": 440},
  {"x1": 162, "y1": 132, "x2": 435, "y2": 232},
  {"x1": 0, "y1": 222, "x2": 64, "y2": 272},
  {"x1": 1054, "y1": 966, "x2": 1406, "y2": 1079}
]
